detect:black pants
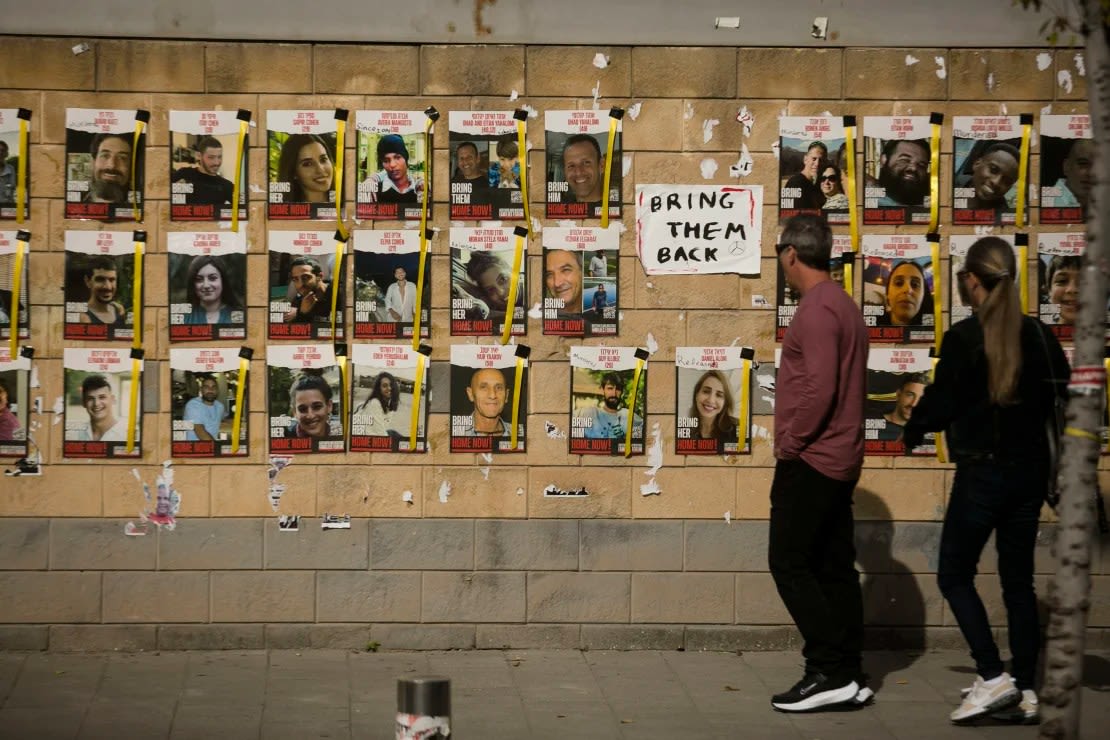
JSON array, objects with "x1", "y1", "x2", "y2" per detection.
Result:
[
  {"x1": 937, "y1": 461, "x2": 1042, "y2": 690},
  {"x1": 768, "y1": 457, "x2": 863, "y2": 679}
]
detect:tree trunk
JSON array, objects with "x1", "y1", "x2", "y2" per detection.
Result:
[{"x1": 1039, "y1": 4, "x2": 1109, "y2": 738}]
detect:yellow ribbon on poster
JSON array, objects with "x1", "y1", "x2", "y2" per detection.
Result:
[
  {"x1": 1017, "y1": 242, "x2": 1029, "y2": 315},
  {"x1": 15, "y1": 109, "x2": 30, "y2": 225},
  {"x1": 417, "y1": 108, "x2": 438, "y2": 259},
  {"x1": 737, "y1": 356, "x2": 752, "y2": 453},
  {"x1": 131, "y1": 235, "x2": 145, "y2": 350},
  {"x1": 514, "y1": 111, "x2": 532, "y2": 237},
  {"x1": 9, "y1": 234, "x2": 26, "y2": 358},
  {"x1": 841, "y1": 253, "x2": 854, "y2": 296},
  {"x1": 500, "y1": 226, "x2": 528, "y2": 346},
  {"x1": 931, "y1": 355, "x2": 948, "y2": 463},
  {"x1": 928, "y1": 113, "x2": 943, "y2": 232},
  {"x1": 1015, "y1": 114, "x2": 1033, "y2": 228},
  {"x1": 330, "y1": 234, "x2": 346, "y2": 342},
  {"x1": 131, "y1": 111, "x2": 149, "y2": 222},
  {"x1": 333, "y1": 110, "x2": 349, "y2": 241},
  {"x1": 843, "y1": 116, "x2": 859, "y2": 253},
  {"x1": 126, "y1": 352, "x2": 142, "y2": 454},
  {"x1": 509, "y1": 349, "x2": 528, "y2": 451},
  {"x1": 411, "y1": 228, "x2": 432, "y2": 351},
  {"x1": 601, "y1": 108, "x2": 623, "y2": 229},
  {"x1": 338, "y1": 353, "x2": 349, "y2": 443},
  {"x1": 624, "y1": 350, "x2": 648, "y2": 459},
  {"x1": 231, "y1": 110, "x2": 250, "y2": 233},
  {"x1": 409, "y1": 348, "x2": 428, "y2": 452},
  {"x1": 230, "y1": 354, "x2": 249, "y2": 455},
  {"x1": 929, "y1": 235, "x2": 942, "y2": 355}
]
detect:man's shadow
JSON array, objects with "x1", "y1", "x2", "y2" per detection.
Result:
[{"x1": 854, "y1": 485, "x2": 930, "y2": 692}]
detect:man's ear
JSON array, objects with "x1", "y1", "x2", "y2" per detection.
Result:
[{"x1": 466, "y1": 387, "x2": 475, "y2": 403}]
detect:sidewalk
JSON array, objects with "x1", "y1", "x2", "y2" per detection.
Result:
[{"x1": 1, "y1": 648, "x2": 1108, "y2": 739}]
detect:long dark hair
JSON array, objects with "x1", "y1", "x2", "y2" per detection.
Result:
[
  {"x1": 370, "y1": 372, "x2": 400, "y2": 413},
  {"x1": 277, "y1": 134, "x2": 335, "y2": 202},
  {"x1": 688, "y1": 370, "x2": 737, "y2": 439},
  {"x1": 185, "y1": 255, "x2": 243, "y2": 312}
]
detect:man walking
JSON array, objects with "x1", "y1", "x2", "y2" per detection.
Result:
[{"x1": 768, "y1": 214, "x2": 870, "y2": 712}]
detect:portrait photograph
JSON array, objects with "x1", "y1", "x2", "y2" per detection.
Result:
[
  {"x1": 448, "y1": 111, "x2": 524, "y2": 222},
  {"x1": 674, "y1": 346, "x2": 752, "y2": 456},
  {"x1": 1039, "y1": 114, "x2": 1091, "y2": 225},
  {"x1": 64, "y1": 108, "x2": 145, "y2": 222},
  {"x1": 355, "y1": 110, "x2": 430, "y2": 221},
  {"x1": 777, "y1": 233, "x2": 852, "y2": 341},
  {"x1": 569, "y1": 346, "x2": 646, "y2": 457},
  {"x1": 170, "y1": 347, "x2": 248, "y2": 458},
  {"x1": 169, "y1": 110, "x2": 248, "y2": 222},
  {"x1": 449, "y1": 227, "x2": 526, "y2": 338},
  {"x1": 63, "y1": 347, "x2": 141, "y2": 459},
  {"x1": 545, "y1": 110, "x2": 622, "y2": 220},
  {"x1": 0, "y1": 109, "x2": 30, "y2": 220},
  {"x1": 0, "y1": 348, "x2": 30, "y2": 459},
  {"x1": 865, "y1": 348, "x2": 934, "y2": 456},
  {"x1": 352, "y1": 230, "x2": 430, "y2": 340},
  {"x1": 949, "y1": 234, "x2": 1019, "y2": 328},
  {"x1": 862, "y1": 116, "x2": 933, "y2": 226},
  {"x1": 861, "y1": 235, "x2": 935, "y2": 345},
  {"x1": 63, "y1": 230, "x2": 138, "y2": 342},
  {"x1": 267, "y1": 344, "x2": 344, "y2": 455},
  {"x1": 268, "y1": 231, "x2": 346, "y2": 341},
  {"x1": 350, "y1": 344, "x2": 428, "y2": 453},
  {"x1": 0, "y1": 232, "x2": 30, "y2": 341},
  {"x1": 167, "y1": 232, "x2": 247, "y2": 342},
  {"x1": 449, "y1": 344, "x2": 527, "y2": 454},
  {"x1": 267, "y1": 110, "x2": 340, "y2": 221},
  {"x1": 778, "y1": 116, "x2": 847, "y2": 224},
  {"x1": 952, "y1": 115, "x2": 1025, "y2": 226},
  {"x1": 542, "y1": 225, "x2": 619, "y2": 337}
]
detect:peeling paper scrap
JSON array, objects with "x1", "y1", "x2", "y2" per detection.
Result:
[
  {"x1": 592, "y1": 53, "x2": 609, "y2": 69},
  {"x1": 544, "y1": 421, "x2": 567, "y2": 439},
  {"x1": 527, "y1": 302, "x2": 543, "y2": 319},
  {"x1": 699, "y1": 158, "x2": 719, "y2": 179},
  {"x1": 751, "y1": 294, "x2": 770, "y2": 309},
  {"x1": 905, "y1": 54, "x2": 919, "y2": 66},
  {"x1": 640, "y1": 481, "x2": 662, "y2": 497},
  {"x1": 714, "y1": 17, "x2": 740, "y2": 29},
  {"x1": 1058, "y1": 70, "x2": 1073, "y2": 94},
  {"x1": 811, "y1": 17, "x2": 829, "y2": 40},
  {"x1": 479, "y1": 466, "x2": 490, "y2": 480},
  {"x1": 986, "y1": 73, "x2": 995, "y2": 91},
  {"x1": 72, "y1": 42, "x2": 90, "y2": 55},
  {"x1": 29, "y1": 366, "x2": 40, "y2": 388},
  {"x1": 702, "y1": 118, "x2": 720, "y2": 144},
  {"x1": 509, "y1": 89, "x2": 519, "y2": 100},
  {"x1": 521, "y1": 104, "x2": 538, "y2": 119},
  {"x1": 544, "y1": 484, "x2": 588, "y2": 497},
  {"x1": 1074, "y1": 53, "x2": 1085, "y2": 76},
  {"x1": 402, "y1": 490, "x2": 414, "y2": 504},
  {"x1": 591, "y1": 81, "x2": 601, "y2": 109},
  {"x1": 724, "y1": 511, "x2": 732, "y2": 524},
  {"x1": 1036, "y1": 52, "x2": 1052, "y2": 71},
  {"x1": 51, "y1": 396, "x2": 64, "y2": 423},
  {"x1": 934, "y1": 57, "x2": 947, "y2": 79},
  {"x1": 516, "y1": 487, "x2": 525, "y2": 496},
  {"x1": 735, "y1": 106, "x2": 754, "y2": 137},
  {"x1": 771, "y1": 141, "x2": 780, "y2": 160},
  {"x1": 438, "y1": 480, "x2": 452, "y2": 504},
  {"x1": 622, "y1": 154, "x2": 632, "y2": 177},
  {"x1": 684, "y1": 102, "x2": 694, "y2": 120},
  {"x1": 626, "y1": 102, "x2": 642, "y2": 121},
  {"x1": 729, "y1": 143, "x2": 753, "y2": 178},
  {"x1": 645, "y1": 333, "x2": 659, "y2": 354}
]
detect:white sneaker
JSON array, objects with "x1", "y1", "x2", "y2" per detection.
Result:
[
  {"x1": 990, "y1": 689, "x2": 1039, "y2": 724},
  {"x1": 950, "y1": 673, "x2": 1021, "y2": 724}
]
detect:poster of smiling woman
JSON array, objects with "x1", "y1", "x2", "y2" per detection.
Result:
[{"x1": 267, "y1": 110, "x2": 340, "y2": 221}]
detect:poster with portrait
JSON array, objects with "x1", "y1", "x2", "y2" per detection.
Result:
[
  {"x1": 675, "y1": 346, "x2": 752, "y2": 456},
  {"x1": 0, "y1": 109, "x2": 29, "y2": 220},
  {"x1": 1037, "y1": 233, "x2": 1103, "y2": 342},
  {"x1": 167, "y1": 232, "x2": 247, "y2": 342},
  {"x1": 355, "y1": 110, "x2": 430, "y2": 221},
  {"x1": 545, "y1": 110, "x2": 622, "y2": 220},
  {"x1": 1039, "y1": 114, "x2": 1091, "y2": 225},
  {"x1": 0, "y1": 231, "x2": 30, "y2": 342},
  {"x1": 267, "y1": 110, "x2": 340, "y2": 221},
  {"x1": 569, "y1": 346, "x2": 647, "y2": 456},
  {"x1": 862, "y1": 116, "x2": 933, "y2": 226},
  {"x1": 169, "y1": 110, "x2": 248, "y2": 222},
  {"x1": 865, "y1": 348, "x2": 934, "y2": 456},
  {"x1": 542, "y1": 226, "x2": 619, "y2": 337},
  {"x1": 949, "y1": 234, "x2": 1019, "y2": 327},
  {"x1": 63, "y1": 347, "x2": 141, "y2": 459},
  {"x1": 449, "y1": 227, "x2": 526, "y2": 337},
  {"x1": 0, "y1": 347, "x2": 30, "y2": 458},
  {"x1": 352, "y1": 229, "x2": 430, "y2": 340},
  {"x1": 64, "y1": 108, "x2": 145, "y2": 221},
  {"x1": 779, "y1": 116, "x2": 848, "y2": 224},
  {"x1": 170, "y1": 347, "x2": 248, "y2": 458},
  {"x1": 267, "y1": 343, "x2": 343, "y2": 454},
  {"x1": 350, "y1": 343, "x2": 428, "y2": 453},
  {"x1": 448, "y1": 111, "x2": 524, "y2": 221},
  {"x1": 63, "y1": 230, "x2": 139, "y2": 342},
  {"x1": 268, "y1": 231, "x2": 345, "y2": 341},
  {"x1": 449, "y1": 344, "x2": 527, "y2": 454},
  {"x1": 861, "y1": 234, "x2": 934, "y2": 345},
  {"x1": 776, "y1": 233, "x2": 852, "y2": 341},
  {"x1": 952, "y1": 115, "x2": 1025, "y2": 225}
]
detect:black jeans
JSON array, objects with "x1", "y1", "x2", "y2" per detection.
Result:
[
  {"x1": 768, "y1": 457, "x2": 863, "y2": 680},
  {"x1": 937, "y1": 460, "x2": 1043, "y2": 690}
]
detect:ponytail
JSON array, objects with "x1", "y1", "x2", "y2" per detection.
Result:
[{"x1": 965, "y1": 237, "x2": 1023, "y2": 405}]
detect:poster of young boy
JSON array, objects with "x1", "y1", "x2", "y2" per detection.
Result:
[
  {"x1": 449, "y1": 227, "x2": 526, "y2": 337},
  {"x1": 861, "y1": 234, "x2": 934, "y2": 345},
  {"x1": 65, "y1": 108, "x2": 145, "y2": 221},
  {"x1": 542, "y1": 226, "x2": 619, "y2": 337},
  {"x1": 268, "y1": 231, "x2": 345, "y2": 341},
  {"x1": 952, "y1": 115, "x2": 1025, "y2": 226},
  {"x1": 862, "y1": 116, "x2": 933, "y2": 226},
  {"x1": 267, "y1": 343, "x2": 344, "y2": 454},
  {"x1": 350, "y1": 343, "x2": 428, "y2": 453},
  {"x1": 448, "y1": 111, "x2": 523, "y2": 221},
  {"x1": 949, "y1": 234, "x2": 1018, "y2": 327},
  {"x1": 865, "y1": 348, "x2": 934, "y2": 456},
  {"x1": 355, "y1": 110, "x2": 429, "y2": 221},
  {"x1": 0, "y1": 109, "x2": 30, "y2": 221},
  {"x1": 776, "y1": 233, "x2": 851, "y2": 342},
  {"x1": 449, "y1": 344, "x2": 527, "y2": 454},
  {"x1": 63, "y1": 230, "x2": 139, "y2": 342},
  {"x1": 267, "y1": 110, "x2": 340, "y2": 221},
  {"x1": 169, "y1": 110, "x2": 248, "y2": 222},
  {"x1": 674, "y1": 346, "x2": 752, "y2": 456},
  {"x1": 170, "y1": 347, "x2": 248, "y2": 458},
  {"x1": 569, "y1": 346, "x2": 646, "y2": 456},
  {"x1": 1039, "y1": 114, "x2": 1092, "y2": 225},
  {"x1": 63, "y1": 347, "x2": 141, "y2": 459},
  {"x1": 1037, "y1": 232, "x2": 1102, "y2": 342},
  {"x1": 779, "y1": 116, "x2": 847, "y2": 224},
  {"x1": 167, "y1": 232, "x2": 247, "y2": 342},
  {"x1": 0, "y1": 231, "x2": 29, "y2": 342},
  {"x1": 0, "y1": 346, "x2": 30, "y2": 459},
  {"x1": 352, "y1": 230, "x2": 430, "y2": 340},
  {"x1": 545, "y1": 110, "x2": 622, "y2": 220}
]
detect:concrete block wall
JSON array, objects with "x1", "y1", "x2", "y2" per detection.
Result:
[{"x1": 0, "y1": 37, "x2": 1106, "y2": 651}]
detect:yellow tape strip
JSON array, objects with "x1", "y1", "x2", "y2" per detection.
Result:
[
  {"x1": 843, "y1": 124, "x2": 859, "y2": 252},
  {"x1": 330, "y1": 239, "x2": 345, "y2": 341},
  {"x1": 15, "y1": 117, "x2": 28, "y2": 224},
  {"x1": 499, "y1": 232, "x2": 526, "y2": 345},
  {"x1": 624, "y1": 356, "x2": 646, "y2": 458},
  {"x1": 409, "y1": 353, "x2": 426, "y2": 452},
  {"x1": 334, "y1": 118, "x2": 348, "y2": 240},
  {"x1": 737, "y1": 358, "x2": 751, "y2": 453},
  {"x1": 411, "y1": 234, "x2": 429, "y2": 351},
  {"x1": 843, "y1": 257, "x2": 853, "y2": 296},
  {"x1": 516, "y1": 120, "x2": 531, "y2": 237},
  {"x1": 1016, "y1": 121, "x2": 1032, "y2": 228},
  {"x1": 338, "y1": 354, "x2": 349, "y2": 443},
  {"x1": 931, "y1": 356, "x2": 948, "y2": 463},
  {"x1": 231, "y1": 119, "x2": 247, "y2": 233},
  {"x1": 9, "y1": 239, "x2": 25, "y2": 357},
  {"x1": 510, "y1": 356, "x2": 525, "y2": 450},
  {"x1": 929, "y1": 121, "x2": 941, "y2": 232},
  {"x1": 1064, "y1": 426, "x2": 1100, "y2": 442},
  {"x1": 126, "y1": 357, "x2": 141, "y2": 454},
  {"x1": 1104, "y1": 358, "x2": 1110, "y2": 454},
  {"x1": 1018, "y1": 244, "x2": 1029, "y2": 315},
  {"x1": 230, "y1": 357, "x2": 249, "y2": 455},
  {"x1": 131, "y1": 119, "x2": 145, "y2": 222},
  {"x1": 601, "y1": 116, "x2": 618, "y2": 229},
  {"x1": 132, "y1": 240, "x2": 144, "y2": 350},
  {"x1": 930, "y1": 240, "x2": 942, "y2": 354},
  {"x1": 419, "y1": 116, "x2": 434, "y2": 237}
]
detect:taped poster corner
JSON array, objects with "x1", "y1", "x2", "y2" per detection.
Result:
[
  {"x1": 278, "y1": 515, "x2": 300, "y2": 532},
  {"x1": 321, "y1": 513, "x2": 351, "y2": 530}
]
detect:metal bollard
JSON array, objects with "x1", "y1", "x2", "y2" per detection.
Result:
[{"x1": 396, "y1": 675, "x2": 451, "y2": 739}]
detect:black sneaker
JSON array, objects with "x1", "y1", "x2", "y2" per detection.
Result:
[{"x1": 771, "y1": 672, "x2": 860, "y2": 713}]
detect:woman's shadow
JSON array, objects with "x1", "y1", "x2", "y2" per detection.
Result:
[{"x1": 854, "y1": 485, "x2": 931, "y2": 693}]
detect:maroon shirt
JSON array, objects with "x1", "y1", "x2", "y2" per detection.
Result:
[{"x1": 775, "y1": 278, "x2": 868, "y2": 481}]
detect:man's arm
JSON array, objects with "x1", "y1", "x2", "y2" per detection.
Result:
[
  {"x1": 776, "y1": 305, "x2": 841, "y2": 458},
  {"x1": 385, "y1": 284, "x2": 402, "y2": 321}
]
